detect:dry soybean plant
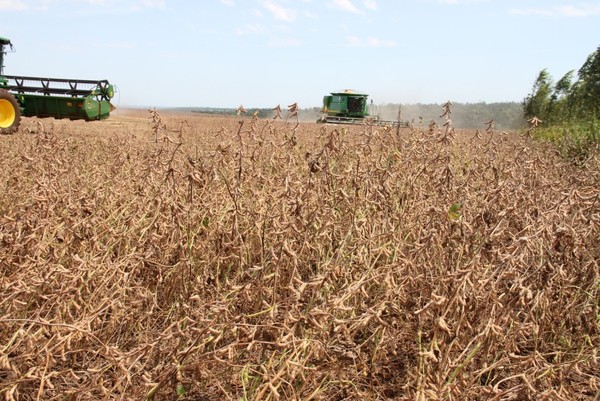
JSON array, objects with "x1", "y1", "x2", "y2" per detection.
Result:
[{"x1": 0, "y1": 108, "x2": 598, "y2": 401}]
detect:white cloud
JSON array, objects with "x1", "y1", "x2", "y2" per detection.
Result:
[
  {"x1": 510, "y1": 8, "x2": 549, "y2": 17},
  {"x1": 137, "y1": 0, "x2": 165, "y2": 8},
  {"x1": 0, "y1": 0, "x2": 160, "y2": 12},
  {"x1": 329, "y1": 0, "x2": 363, "y2": 14},
  {"x1": 0, "y1": 0, "x2": 27, "y2": 10},
  {"x1": 83, "y1": 0, "x2": 113, "y2": 4},
  {"x1": 511, "y1": 4, "x2": 600, "y2": 17},
  {"x1": 219, "y1": 0, "x2": 234, "y2": 6},
  {"x1": 103, "y1": 41, "x2": 137, "y2": 50},
  {"x1": 81, "y1": 0, "x2": 165, "y2": 9},
  {"x1": 438, "y1": 0, "x2": 487, "y2": 4},
  {"x1": 363, "y1": 0, "x2": 377, "y2": 10},
  {"x1": 556, "y1": 4, "x2": 600, "y2": 16},
  {"x1": 268, "y1": 37, "x2": 303, "y2": 47},
  {"x1": 262, "y1": 0, "x2": 297, "y2": 22},
  {"x1": 346, "y1": 35, "x2": 396, "y2": 47},
  {"x1": 303, "y1": 9, "x2": 318, "y2": 18},
  {"x1": 236, "y1": 23, "x2": 265, "y2": 35}
]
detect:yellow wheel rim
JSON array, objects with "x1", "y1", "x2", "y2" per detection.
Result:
[{"x1": 0, "y1": 99, "x2": 16, "y2": 129}]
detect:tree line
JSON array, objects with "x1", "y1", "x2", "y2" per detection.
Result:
[
  {"x1": 523, "y1": 46, "x2": 600, "y2": 125},
  {"x1": 522, "y1": 46, "x2": 599, "y2": 161}
]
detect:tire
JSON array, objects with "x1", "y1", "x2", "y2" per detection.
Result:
[{"x1": 0, "y1": 89, "x2": 21, "y2": 134}]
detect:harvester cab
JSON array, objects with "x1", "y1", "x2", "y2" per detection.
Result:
[
  {"x1": 0, "y1": 36, "x2": 116, "y2": 134},
  {"x1": 319, "y1": 89, "x2": 370, "y2": 124}
]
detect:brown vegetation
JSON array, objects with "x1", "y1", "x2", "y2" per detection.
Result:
[{"x1": 1, "y1": 108, "x2": 598, "y2": 400}]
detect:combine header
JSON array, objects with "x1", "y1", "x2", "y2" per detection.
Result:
[
  {"x1": 0, "y1": 36, "x2": 115, "y2": 134},
  {"x1": 317, "y1": 89, "x2": 410, "y2": 127}
]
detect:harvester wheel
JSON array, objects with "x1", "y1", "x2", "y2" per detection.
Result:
[{"x1": 0, "y1": 89, "x2": 21, "y2": 135}]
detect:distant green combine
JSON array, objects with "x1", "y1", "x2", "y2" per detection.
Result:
[
  {"x1": 0, "y1": 36, "x2": 115, "y2": 134},
  {"x1": 317, "y1": 89, "x2": 410, "y2": 127}
]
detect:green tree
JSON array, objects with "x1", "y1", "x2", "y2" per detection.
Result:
[
  {"x1": 549, "y1": 70, "x2": 574, "y2": 122},
  {"x1": 523, "y1": 46, "x2": 600, "y2": 161},
  {"x1": 523, "y1": 69, "x2": 553, "y2": 123},
  {"x1": 575, "y1": 46, "x2": 600, "y2": 118},
  {"x1": 554, "y1": 70, "x2": 574, "y2": 97}
]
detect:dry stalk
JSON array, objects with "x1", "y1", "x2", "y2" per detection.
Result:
[{"x1": 0, "y1": 110, "x2": 598, "y2": 401}]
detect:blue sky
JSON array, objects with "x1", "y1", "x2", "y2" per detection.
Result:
[{"x1": 1, "y1": 0, "x2": 599, "y2": 108}]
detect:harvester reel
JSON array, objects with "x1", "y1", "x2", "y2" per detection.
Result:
[
  {"x1": 95, "y1": 83, "x2": 115, "y2": 102},
  {"x1": 0, "y1": 89, "x2": 21, "y2": 134}
]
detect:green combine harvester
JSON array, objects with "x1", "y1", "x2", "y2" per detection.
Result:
[
  {"x1": 317, "y1": 89, "x2": 410, "y2": 127},
  {"x1": 0, "y1": 36, "x2": 115, "y2": 134}
]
